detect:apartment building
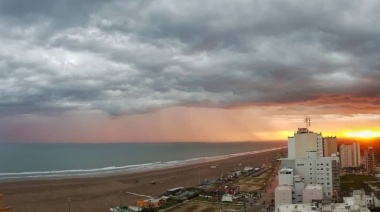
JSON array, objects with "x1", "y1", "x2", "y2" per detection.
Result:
[{"x1": 339, "y1": 142, "x2": 361, "y2": 168}]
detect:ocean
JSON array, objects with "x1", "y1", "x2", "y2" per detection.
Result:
[{"x1": 0, "y1": 142, "x2": 285, "y2": 182}]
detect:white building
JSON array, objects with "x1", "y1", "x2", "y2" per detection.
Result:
[
  {"x1": 275, "y1": 185, "x2": 293, "y2": 206},
  {"x1": 275, "y1": 191, "x2": 370, "y2": 212},
  {"x1": 274, "y1": 202, "x2": 370, "y2": 212},
  {"x1": 302, "y1": 184, "x2": 323, "y2": 203},
  {"x1": 280, "y1": 151, "x2": 340, "y2": 198},
  {"x1": 278, "y1": 168, "x2": 294, "y2": 185},
  {"x1": 339, "y1": 142, "x2": 361, "y2": 168}
]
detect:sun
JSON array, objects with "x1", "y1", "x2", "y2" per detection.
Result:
[{"x1": 343, "y1": 130, "x2": 380, "y2": 139}]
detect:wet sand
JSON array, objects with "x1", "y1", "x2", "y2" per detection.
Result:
[{"x1": 0, "y1": 148, "x2": 285, "y2": 212}]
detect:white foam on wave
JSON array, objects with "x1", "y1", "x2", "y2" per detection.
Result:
[{"x1": 0, "y1": 146, "x2": 286, "y2": 181}]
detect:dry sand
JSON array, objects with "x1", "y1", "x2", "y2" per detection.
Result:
[{"x1": 0, "y1": 148, "x2": 285, "y2": 212}]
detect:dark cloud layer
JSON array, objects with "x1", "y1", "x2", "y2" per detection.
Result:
[{"x1": 1, "y1": 0, "x2": 380, "y2": 116}]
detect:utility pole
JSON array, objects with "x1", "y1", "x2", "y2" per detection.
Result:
[
  {"x1": 67, "y1": 197, "x2": 71, "y2": 212},
  {"x1": 119, "y1": 191, "x2": 122, "y2": 206}
]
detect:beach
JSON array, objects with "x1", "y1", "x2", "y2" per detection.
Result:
[{"x1": 0, "y1": 148, "x2": 285, "y2": 212}]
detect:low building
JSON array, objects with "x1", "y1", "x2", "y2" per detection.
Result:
[
  {"x1": 228, "y1": 171, "x2": 242, "y2": 178},
  {"x1": 275, "y1": 203, "x2": 370, "y2": 212},
  {"x1": 205, "y1": 185, "x2": 239, "y2": 197},
  {"x1": 136, "y1": 197, "x2": 167, "y2": 209},
  {"x1": 370, "y1": 192, "x2": 380, "y2": 207},
  {"x1": 221, "y1": 194, "x2": 233, "y2": 202},
  {"x1": 302, "y1": 184, "x2": 323, "y2": 203},
  {"x1": 362, "y1": 181, "x2": 380, "y2": 207},
  {"x1": 275, "y1": 185, "x2": 293, "y2": 207},
  {"x1": 243, "y1": 166, "x2": 253, "y2": 172},
  {"x1": 275, "y1": 191, "x2": 370, "y2": 212},
  {"x1": 110, "y1": 206, "x2": 142, "y2": 212},
  {"x1": 165, "y1": 187, "x2": 185, "y2": 196}
]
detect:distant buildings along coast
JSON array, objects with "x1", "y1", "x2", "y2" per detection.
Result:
[{"x1": 275, "y1": 123, "x2": 378, "y2": 211}]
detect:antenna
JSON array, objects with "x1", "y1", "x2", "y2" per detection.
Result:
[{"x1": 305, "y1": 116, "x2": 311, "y2": 130}]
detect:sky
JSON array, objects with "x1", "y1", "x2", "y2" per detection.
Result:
[{"x1": 0, "y1": 0, "x2": 380, "y2": 143}]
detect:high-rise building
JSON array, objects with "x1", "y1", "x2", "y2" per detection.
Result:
[
  {"x1": 278, "y1": 127, "x2": 340, "y2": 206},
  {"x1": 366, "y1": 147, "x2": 375, "y2": 173},
  {"x1": 323, "y1": 137, "x2": 338, "y2": 157},
  {"x1": 288, "y1": 128, "x2": 322, "y2": 159},
  {"x1": 279, "y1": 151, "x2": 340, "y2": 199},
  {"x1": 339, "y1": 142, "x2": 361, "y2": 168}
]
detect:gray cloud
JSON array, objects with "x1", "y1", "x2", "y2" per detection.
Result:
[{"x1": 1, "y1": 0, "x2": 380, "y2": 116}]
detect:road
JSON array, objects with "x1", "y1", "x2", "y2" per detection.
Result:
[{"x1": 242, "y1": 162, "x2": 279, "y2": 212}]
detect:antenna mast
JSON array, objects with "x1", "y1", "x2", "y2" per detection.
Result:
[{"x1": 305, "y1": 116, "x2": 311, "y2": 130}]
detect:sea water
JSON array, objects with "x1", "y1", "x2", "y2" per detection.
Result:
[{"x1": 0, "y1": 142, "x2": 285, "y2": 181}]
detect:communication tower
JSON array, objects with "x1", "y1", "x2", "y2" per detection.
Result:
[{"x1": 305, "y1": 116, "x2": 311, "y2": 130}]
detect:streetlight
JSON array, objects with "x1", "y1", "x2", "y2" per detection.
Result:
[{"x1": 67, "y1": 197, "x2": 71, "y2": 212}]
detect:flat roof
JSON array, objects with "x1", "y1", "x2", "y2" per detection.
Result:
[
  {"x1": 276, "y1": 203, "x2": 369, "y2": 212},
  {"x1": 304, "y1": 184, "x2": 323, "y2": 190},
  {"x1": 276, "y1": 185, "x2": 293, "y2": 190},
  {"x1": 280, "y1": 168, "x2": 294, "y2": 172},
  {"x1": 167, "y1": 187, "x2": 184, "y2": 192}
]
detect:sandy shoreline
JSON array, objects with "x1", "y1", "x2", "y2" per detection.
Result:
[{"x1": 0, "y1": 148, "x2": 286, "y2": 212}]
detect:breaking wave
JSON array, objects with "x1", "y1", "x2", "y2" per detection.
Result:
[{"x1": 0, "y1": 146, "x2": 285, "y2": 182}]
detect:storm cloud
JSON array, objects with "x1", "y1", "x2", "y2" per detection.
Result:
[{"x1": 1, "y1": 0, "x2": 380, "y2": 116}]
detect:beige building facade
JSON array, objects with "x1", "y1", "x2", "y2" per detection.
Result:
[
  {"x1": 288, "y1": 128, "x2": 321, "y2": 159},
  {"x1": 340, "y1": 142, "x2": 361, "y2": 168},
  {"x1": 323, "y1": 137, "x2": 337, "y2": 157}
]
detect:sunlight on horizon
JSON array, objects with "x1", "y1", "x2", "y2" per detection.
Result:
[{"x1": 342, "y1": 130, "x2": 380, "y2": 139}]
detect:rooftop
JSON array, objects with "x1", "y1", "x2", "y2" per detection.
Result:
[
  {"x1": 304, "y1": 184, "x2": 323, "y2": 190},
  {"x1": 276, "y1": 185, "x2": 292, "y2": 191},
  {"x1": 166, "y1": 187, "x2": 184, "y2": 192},
  {"x1": 280, "y1": 168, "x2": 294, "y2": 172},
  {"x1": 275, "y1": 203, "x2": 369, "y2": 212}
]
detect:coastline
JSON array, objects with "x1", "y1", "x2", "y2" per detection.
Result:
[
  {"x1": 0, "y1": 147, "x2": 286, "y2": 212},
  {"x1": 0, "y1": 146, "x2": 286, "y2": 183}
]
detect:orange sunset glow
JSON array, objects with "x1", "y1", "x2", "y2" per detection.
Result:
[
  {"x1": 342, "y1": 130, "x2": 380, "y2": 139},
  {"x1": 2, "y1": 106, "x2": 379, "y2": 143}
]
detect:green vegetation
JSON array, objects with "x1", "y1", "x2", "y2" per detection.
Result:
[{"x1": 340, "y1": 174, "x2": 378, "y2": 192}]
